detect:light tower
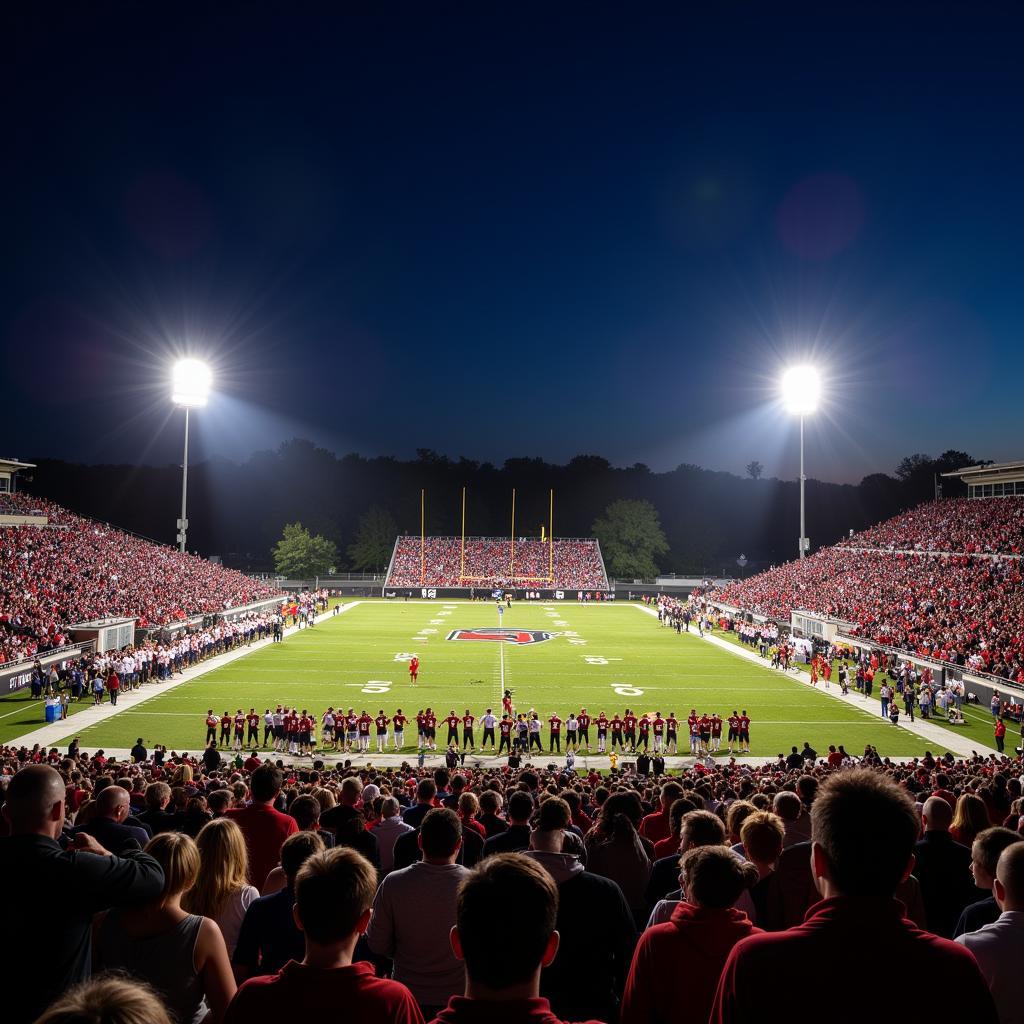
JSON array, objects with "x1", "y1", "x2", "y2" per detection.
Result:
[
  {"x1": 780, "y1": 365, "x2": 821, "y2": 560},
  {"x1": 171, "y1": 358, "x2": 212, "y2": 553}
]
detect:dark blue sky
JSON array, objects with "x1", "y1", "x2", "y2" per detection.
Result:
[{"x1": 6, "y1": 4, "x2": 1023, "y2": 483}]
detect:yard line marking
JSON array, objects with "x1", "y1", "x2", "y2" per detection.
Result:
[{"x1": 0, "y1": 700, "x2": 44, "y2": 721}]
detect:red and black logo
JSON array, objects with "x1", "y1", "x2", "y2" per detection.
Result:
[{"x1": 447, "y1": 628, "x2": 554, "y2": 645}]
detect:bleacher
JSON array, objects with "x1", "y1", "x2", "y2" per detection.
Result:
[
  {"x1": 385, "y1": 535, "x2": 609, "y2": 590},
  {"x1": 711, "y1": 497, "x2": 1024, "y2": 682},
  {"x1": 0, "y1": 492, "x2": 282, "y2": 665}
]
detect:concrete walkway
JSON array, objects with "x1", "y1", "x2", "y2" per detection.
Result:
[
  {"x1": 9, "y1": 603, "x2": 359, "y2": 750},
  {"x1": 632, "y1": 604, "x2": 1000, "y2": 758}
]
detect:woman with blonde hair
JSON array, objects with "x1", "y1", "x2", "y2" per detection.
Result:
[
  {"x1": 183, "y1": 818, "x2": 259, "y2": 955},
  {"x1": 34, "y1": 975, "x2": 173, "y2": 1024},
  {"x1": 95, "y1": 831, "x2": 236, "y2": 1024},
  {"x1": 950, "y1": 793, "x2": 990, "y2": 847}
]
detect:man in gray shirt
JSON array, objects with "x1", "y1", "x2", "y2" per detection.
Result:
[
  {"x1": 956, "y1": 842, "x2": 1024, "y2": 1024},
  {"x1": 366, "y1": 806, "x2": 468, "y2": 1017}
]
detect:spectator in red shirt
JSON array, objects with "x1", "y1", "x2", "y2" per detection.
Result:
[
  {"x1": 224, "y1": 847, "x2": 423, "y2": 1024},
  {"x1": 432, "y1": 853, "x2": 599, "y2": 1024},
  {"x1": 225, "y1": 766, "x2": 298, "y2": 892},
  {"x1": 710, "y1": 771, "x2": 999, "y2": 1024},
  {"x1": 639, "y1": 782, "x2": 683, "y2": 845},
  {"x1": 621, "y1": 846, "x2": 761, "y2": 1024}
]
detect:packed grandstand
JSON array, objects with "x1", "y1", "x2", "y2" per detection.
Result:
[
  {"x1": 0, "y1": 492, "x2": 282, "y2": 665},
  {"x1": 708, "y1": 497, "x2": 1024, "y2": 683},
  {"x1": 385, "y1": 535, "x2": 609, "y2": 590}
]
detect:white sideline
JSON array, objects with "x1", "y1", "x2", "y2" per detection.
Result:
[
  {"x1": 7, "y1": 603, "x2": 361, "y2": 750},
  {"x1": 631, "y1": 603, "x2": 1000, "y2": 758}
]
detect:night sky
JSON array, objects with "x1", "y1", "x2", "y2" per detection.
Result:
[{"x1": 6, "y1": 5, "x2": 1024, "y2": 483}]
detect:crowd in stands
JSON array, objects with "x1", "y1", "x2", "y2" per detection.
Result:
[
  {"x1": 710, "y1": 499, "x2": 1024, "y2": 683},
  {"x1": 387, "y1": 537, "x2": 608, "y2": 590},
  {"x1": 0, "y1": 493, "x2": 283, "y2": 666},
  {"x1": 837, "y1": 496, "x2": 1024, "y2": 555},
  {"x1": 3, "y1": 740, "x2": 1024, "y2": 1024}
]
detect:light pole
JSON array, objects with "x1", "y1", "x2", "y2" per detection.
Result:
[
  {"x1": 171, "y1": 359, "x2": 212, "y2": 553},
  {"x1": 781, "y1": 365, "x2": 821, "y2": 560}
]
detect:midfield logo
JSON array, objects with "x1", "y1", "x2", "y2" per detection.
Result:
[{"x1": 446, "y1": 628, "x2": 554, "y2": 645}]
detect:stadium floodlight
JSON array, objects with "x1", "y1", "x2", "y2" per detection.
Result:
[
  {"x1": 171, "y1": 359, "x2": 212, "y2": 553},
  {"x1": 172, "y1": 358, "x2": 212, "y2": 408},
  {"x1": 781, "y1": 365, "x2": 821, "y2": 560}
]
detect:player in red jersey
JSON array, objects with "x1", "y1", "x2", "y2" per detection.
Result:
[
  {"x1": 498, "y1": 714, "x2": 513, "y2": 754},
  {"x1": 392, "y1": 709, "x2": 407, "y2": 750},
  {"x1": 610, "y1": 714, "x2": 624, "y2": 751},
  {"x1": 595, "y1": 711, "x2": 608, "y2": 753},
  {"x1": 623, "y1": 710, "x2": 638, "y2": 751},
  {"x1": 415, "y1": 710, "x2": 426, "y2": 750},
  {"x1": 666, "y1": 712, "x2": 678, "y2": 754},
  {"x1": 357, "y1": 710, "x2": 372, "y2": 752},
  {"x1": 548, "y1": 712, "x2": 562, "y2": 752},
  {"x1": 424, "y1": 708, "x2": 437, "y2": 750},
  {"x1": 461, "y1": 709, "x2": 475, "y2": 750},
  {"x1": 738, "y1": 710, "x2": 751, "y2": 753},
  {"x1": 375, "y1": 710, "x2": 390, "y2": 752},
  {"x1": 710, "y1": 713, "x2": 723, "y2": 752},
  {"x1": 699, "y1": 713, "x2": 712, "y2": 754},
  {"x1": 286, "y1": 708, "x2": 300, "y2": 755},
  {"x1": 502, "y1": 690, "x2": 514, "y2": 717},
  {"x1": 444, "y1": 710, "x2": 460, "y2": 747},
  {"x1": 220, "y1": 709, "x2": 232, "y2": 746},
  {"x1": 727, "y1": 710, "x2": 741, "y2": 753},
  {"x1": 233, "y1": 709, "x2": 246, "y2": 751},
  {"x1": 409, "y1": 655, "x2": 420, "y2": 684},
  {"x1": 298, "y1": 710, "x2": 313, "y2": 756},
  {"x1": 637, "y1": 713, "x2": 651, "y2": 751},
  {"x1": 246, "y1": 708, "x2": 260, "y2": 748},
  {"x1": 205, "y1": 709, "x2": 219, "y2": 745},
  {"x1": 652, "y1": 712, "x2": 665, "y2": 754},
  {"x1": 577, "y1": 708, "x2": 591, "y2": 751}
]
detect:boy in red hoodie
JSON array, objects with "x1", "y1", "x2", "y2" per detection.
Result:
[{"x1": 620, "y1": 846, "x2": 760, "y2": 1024}]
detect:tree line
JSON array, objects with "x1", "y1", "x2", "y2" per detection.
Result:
[{"x1": 22, "y1": 443, "x2": 978, "y2": 577}]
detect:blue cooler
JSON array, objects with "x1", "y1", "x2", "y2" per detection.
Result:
[{"x1": 45, "y1": 702, "x2": 60, "y2": 723}]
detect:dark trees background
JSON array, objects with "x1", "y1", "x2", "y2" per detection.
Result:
[{"x1": 22, "y1": 442, "x2": 976, "y2": 575}]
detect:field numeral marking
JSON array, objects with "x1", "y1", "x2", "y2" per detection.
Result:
[
  {"x1": 584, "y1": 656, "x2": 609, "y2": 665},
  {"x1": 393, "y1": 653, "x2": 418, "y2": 662},
  {"x1": 613, "y1": 684, "x2": 644, "y2": 696},
  {"x1": 363, "y1": 680, "x2": 392, "y2": 694}
]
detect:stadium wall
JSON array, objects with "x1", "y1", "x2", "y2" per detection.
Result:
[{"x1": 381, "y1": 586, "x2": 615, "y2": 600}]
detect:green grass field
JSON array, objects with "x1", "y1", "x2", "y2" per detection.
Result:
[{"x1": 0, "y1": 600, "x2": 974, "y2": 757}]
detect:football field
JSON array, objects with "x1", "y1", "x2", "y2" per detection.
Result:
[{"x1": 1, "y1": 600, "x2": 963, "y2": 757}]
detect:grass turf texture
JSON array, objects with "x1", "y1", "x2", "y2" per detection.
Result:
[{"x1": 0, "y1": 601, "x2": 970, "y2": 756}]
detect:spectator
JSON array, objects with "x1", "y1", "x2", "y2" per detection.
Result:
[
  {"x1": 524, "y1": 797, "x2": 635, "y2": 1022},
  {"x1": 184, "y1": 818, "x2": 260, "y2": 956},
  {"x1": 320, "y1": 777, "x2": 379, "y2": 870},
  {"x1": 772, "y1": 791, "x2": 811, "y2": 847},
  {"x1": 137, "y1": 781, "x2": 178, "y2": 835},
  {"x1": 233, "y1": 831, "x2": 325, "y2": 982},
  {"x1": 956, "y1": 842, "x2": 1024, "y2": 1024},
  {"x1": 586, "y1": 792, "x2": 653, "y2": 925},
  {"x1": 652, "y1": 796, "x2": 699, "y2": 860},
  {"x1": 374, "y1": 796, "x2": 414, "y2": 874},
  {"x1": 431, "y1": 853, "x2": 567, "y2": 1024},
  {"x1": 403, "y1": 779, "x2": 438, "y2": 829},
  {"x1": 285, "y1": 794, "x2": 334, "y2": 848},
  {"x1": 951, "y1": 793, "x2": 991, "y2": 847},
  {"x1": 225, "y1": 765, "x2": 298, "y2": 891},
  {"x1": 0, "y1": 765, "x2": 165, "y2": 1024},
  {"x1": 33, "y1": 975, "x2": 173, "y2": 1024},
  {"x1": 645, "y1": 809, "x2": 725, "y2": 920},
  {"x1": 482, "y1": 790, "x2": 534, "y2": 856},
  {"x1": 75, "y1": 785, "x2": 150, "y2": 852},
  {"x1": 639, "y1": 782, "x2": 683, "y2": 844},
  {"x1": 622, "y1": 846, "x2": 761, "y2": 1024},
  {"x1": 95, "y1": 831, "x2": 236, "y2": 1024},
  {"x1": 224, "y1": 847, "x2": 423, "y2": 1024},
  {"x1": 476, "y1": 790, "x2": 507, "y2": 838},
  {"x1": 915, "y1": 795, "x2": 984, "y2": 938},
  {"x1": 367, "y1": 807, "x2": 469, "y2": 1017},
  {"x1": 710, "y1": 771, "x2": 998, "y2": 1023},
  {"x1": 954, "y1": 827, "x2": 1023, "y2": 937}
]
